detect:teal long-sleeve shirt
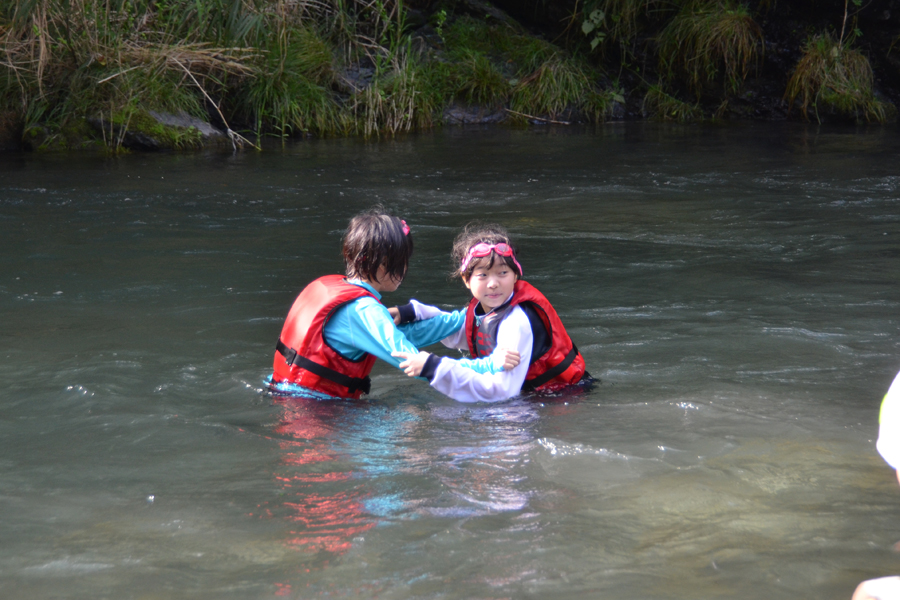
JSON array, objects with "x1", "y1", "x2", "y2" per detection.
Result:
[{"x1": 323, "y1": 281, "x2": 467, "y2": 367}]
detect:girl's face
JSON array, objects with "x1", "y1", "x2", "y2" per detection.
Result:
[{"x1": 464, "y1": 256, "x2": 517, "y2": 312}]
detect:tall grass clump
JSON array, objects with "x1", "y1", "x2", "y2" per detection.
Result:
[
  {"x1": 441, "y1": 15, "x2": 499, "y2": 56},
  {"x1": 657, "y1": 0, "x2": 763, "y2": 97},
  {"x1": 345, "y1": 1, "x2": 451, "y2": 137},
  {"x1": 642, "y1": 84, "x2": 704, "y2": 121},
  {"x1": 434, "y1": 19, "x2": 509, "y2": 107},
  {"x1": 496, "y1": 31, "x2": 558, "y2": 76},
  {"x1": 508, "y1": 53, "x2": 608, "y2": 122},
  {"x1": 0, "y1": 0, "x2": 258, "y2": 149},
  {"x1": 233, "y1": 25, "x2": 348, "y2": 137},
  {"x1": 442, "y1": 18, "x2": 558, "y2": 78},
  {"x1": 785, "y1": 33, "x2": 887, "y2": 123},
  {"x1": 450, "y1": 50, "x2": 510, "y2": 106},
  {"x1": 582, "y1": 0, "x2": 667, "y2": 45},
  {"x1": 352, "y1": 48, "x2": 450, "y2": 137},
  {"x1": 441, "y1": 17, "x2": 615, "y2": 123}
]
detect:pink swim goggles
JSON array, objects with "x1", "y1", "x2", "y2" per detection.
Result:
[
  {"x1": 460, "y1": 242, "x2": 523, "y2": 275},
  {"x1": 401, "y1": 220, "x2": 410, "y2": 236}
]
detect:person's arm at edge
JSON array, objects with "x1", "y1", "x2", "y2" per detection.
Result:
[{"x1": 876, "y1": 371, "x2": 900, "y2": 485}]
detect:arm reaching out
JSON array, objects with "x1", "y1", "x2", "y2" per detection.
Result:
[
  {"x1": 393, "y1": 347, "x2": 521, "y2": 378},
  {"x1": 393, "y1": 306, "x2": 534, "y2": 403}
]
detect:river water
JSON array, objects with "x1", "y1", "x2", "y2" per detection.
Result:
[{"x1": 1, "y1": 123, "x2": 899, "y2": 599}]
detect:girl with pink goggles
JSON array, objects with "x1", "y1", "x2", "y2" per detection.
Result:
[{"x1": 460, "y1": 242, "x2": 523, "y2": 275}]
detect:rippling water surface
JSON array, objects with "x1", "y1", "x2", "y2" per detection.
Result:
[{"x1": 1, "y1": 123, "x2": 899, "y2": 599}]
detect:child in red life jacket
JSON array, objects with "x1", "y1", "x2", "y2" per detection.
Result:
[
  {"x1": 268, "y1": 210, "x2": 520, "y2": 400},
  {"x1": 392, "y1": 223, "x2": 591, "y2": 403}
]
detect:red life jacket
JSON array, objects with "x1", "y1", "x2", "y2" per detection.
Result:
[
  {"x1": 272, "y1": 275, "x2": 378, "y2": 399},
  {"x1": 464, "y1": 280, "x2": 586, "y2": 392}
]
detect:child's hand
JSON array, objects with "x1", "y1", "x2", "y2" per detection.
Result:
[
  {"x1": 392, "y1": 351, "x2": 430, "y2": 377},
  {"x1": 494, "y1": 347, "x2": 521, "y2": 371},
  {"x1": 388, "y1": 306, "x2": 401, "y2": 325}
]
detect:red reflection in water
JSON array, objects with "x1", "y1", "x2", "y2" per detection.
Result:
[
  {"x1": 274, "y1": 582, "x2": 292, "y2": 596},
  {"x1": 258, "y1": 397, "x2": 376, "y2": 556},
  {"x1": 283, "y1": 492, "x2": 374, "y2": 553}
]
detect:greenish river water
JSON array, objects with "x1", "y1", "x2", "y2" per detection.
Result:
[{"x1": 1, "y1": 123, "x2": 899, "y2": 599}]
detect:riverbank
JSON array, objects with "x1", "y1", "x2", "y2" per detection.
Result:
[{"x1": 3, "y1": 0, "x2": 900, "y2": 152}]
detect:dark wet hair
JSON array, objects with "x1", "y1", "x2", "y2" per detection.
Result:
[
  {"x1": 343, "y1": 208, "x2": 413, "y2": 283},
  {"x1": 451, "y1": 222, "x2": 521, "y2": 281}
]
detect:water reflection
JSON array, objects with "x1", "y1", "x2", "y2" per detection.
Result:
[
  {"x1": 423, "y1": 403, "x2": 539, "y2": 516},
  {"x1": 259, "y1": 397, "x2": 378, "y2": 556},
  {"x1": 258, "y1": 393, "x2": 583, "y2": 563},
  {"x1": 414, "y1": 398, "x2": 585, "y2": 517}
]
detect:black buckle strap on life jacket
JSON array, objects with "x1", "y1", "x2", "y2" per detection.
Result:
[
  {"x1": 276, "y1": 339, "x2": 371, "y2": 395},
  {"x1": 522, "y1": 345, "x2": 579, "y2": 392}
]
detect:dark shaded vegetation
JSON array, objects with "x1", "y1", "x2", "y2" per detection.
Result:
[{"x1": 2, "y1": 0, "x2": 900, "y2": 151}]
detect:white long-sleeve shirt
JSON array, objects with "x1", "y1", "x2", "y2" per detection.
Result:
[
  {"x1": 877, "y1": 370, "x2": 900, "y2": 470},
  {"x1": 410, "y1": 298, "x2": 533, "y2": 404}
]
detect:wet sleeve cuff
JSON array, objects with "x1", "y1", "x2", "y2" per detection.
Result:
[
  {"x1": 395, "y1": 302, "x2": 418, "y2": 324},
  {"x1": 420, "y1": 354, "x2": 442, "y2": 381}
]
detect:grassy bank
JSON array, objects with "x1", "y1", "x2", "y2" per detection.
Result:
[
  {"x1": 0, "y1": 0, "x2": 896, "y2": 151},
  {"x1": 0, "y1": 0, "x2": 617, "y2": 150}
]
